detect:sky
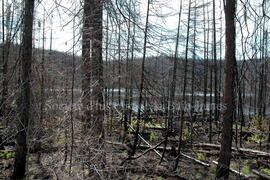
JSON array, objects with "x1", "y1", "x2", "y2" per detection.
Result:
[
  {"x1": 1, "y1": 0, "x2": 269, "y2": 59},
  {"x1": 34, "y1": 0, "x2": 187, "y2": 55}
]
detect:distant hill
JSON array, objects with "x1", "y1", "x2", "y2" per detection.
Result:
[{"x1": 1, "y1": 44, "x2": 268, "y2": 96}]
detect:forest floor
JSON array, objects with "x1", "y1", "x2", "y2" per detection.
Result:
[
  {"x1": 1, "y1": 114, "x2": 270, "y2": 179},
  {"x1": 0, "y1": 141, "x2": 242, "y2": 180}
]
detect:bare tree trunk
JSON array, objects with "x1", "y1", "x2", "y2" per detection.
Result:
[
  {"x1": 69, "y1": 15, "x2": 76, "y2": 175},
  {"x1": 218, "y1": 0, "x2": 223, "y2": 125},
  {"x1": 203, "y1": 0, "x2": 209, "y2": 120},
  {"x1": 1, "y1": 0, "x2": 5, "y2": 117},
  {"x1": 82, "y1": 0, "x2": 105, "y2": 178},
  {"x1": 1, "y1": 0, "x2": 10, "y2": 118},
  {"x1": 82, "y1": 0, "x2": 105, "y2": 177},
  {"x1": 215, "y1": 0, "x2": 236, "y2": 178},
  {"x1": 40, "y1": 10, "x2": 45, "y2": 134},
  {"x1": 64, "y1": 65, "x2": 69, "y2": 165},
  {"x1": 129, "y1": 17, "x2": 136, "y2": 126},
  {"x1": 81, "y1": 0, "x2": 92, "y2": 133},
  {"x1": 123, "y1": 5, "x2": 131, "y2": 143},
  {"x1": 213, "y1": 0, "x2": 218, "y2": 125},
  {"x1": 174, "y1": 0, "x2": 192, "y2": 171},
  {"x1": 209, "y1": 0, "x2": 213, "y2": 142},
  {"x1": 131, "y1": 0, "x2": 150, "y2": 156},
  {"x1": 160, "y1": 0, "x2": 182, "y2": 164},
  {"x1": 118, "y1": 21, "x2": 121, "y2": 107},
  {"x1": 190, "y1": 0, "x2": 197, "y2": 146},
  {"x1": 209, "y1": 56, "x2": 213, "y2": 142},
  {"x1": 0, "y1": 1, "x2": 12, "y2": 148},
  {"x1": 37, "y1": 8, "x2": 46, "y2": 163},
  {"x1": 12, "y1": 0, "x2": 35, "y2": 178},
  {"x1": 104, "y1": 12, "x2": 109, "y2": 109}
]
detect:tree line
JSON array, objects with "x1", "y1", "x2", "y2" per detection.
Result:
[{"x1": 0, "y1": 0, "x2": 270, "y2": 179}]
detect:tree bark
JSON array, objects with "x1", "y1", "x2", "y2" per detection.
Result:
[
  {"x1": 81, "y1": 0, "x2": 92, "y2": 132},
  {"x1": 82, "y1": 0, "x2": 105, "y2": 177},
  {"x1": 12, "y1": 0, "x2": 35, "y2": 179},
  {"x1": 215, "y1": 0, "x2": 236, "y2": 179}
]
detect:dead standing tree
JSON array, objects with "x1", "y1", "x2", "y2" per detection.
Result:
[
  {"x1": 174, "y1": 0, "x2": 192, "y2": 171},
  {"x1": 160, "y1": 0, "x2": 182, "y2": 164},
  {"x1": 81, "y1": 0, "x2": 105, "y2": 178},
  {"x1": 215, "y1": 0, "x2": 236, "y2": 179},
  {"x1": 82, "y1": 0, "x2": 92, "y2": 133},
  {"x1": 12, "y1": 0, "x2": 35, "y2": 179},
  {"x1": 131, "y1": 0, "x2": 150, "y2": 156}
]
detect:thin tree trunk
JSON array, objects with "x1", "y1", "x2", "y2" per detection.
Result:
[
  {"x1": 190, "y1": 0, "x2": 197, "y2": 146},
  {"x1": 1, "y1": 0, "x2": 6, "y2": 117},
  {"x1": 203, "y1": 0, "x2": 209, "y2": 120},
  {"x1": 12, "y1": 0, "x2": 35, "y2": 178},
  {"x1": 105, "y1": 12, "x2": 109, "y2": 109},
  {"x1": 174, "y1": 0, "x2": 192, "y2": 171},
  {"x1": 40, "y1": 10, "x2": 45, "y2": 131},
  {"x1": 37, "y1": 8, "x2": 46, "y2": 163},
  {"x1": 218, "y1": 0, "x2": 223, "y2": 125},
  {"x1": 2, "y1": 2, "x2": 13, "y2": 126},
  {"x1": 213, "y1": 0, "x2": 218, "y2": 125},
  {"x1": 160, "y1": 0, "x2": 182, "y2": 164},
  {"x1": 131, "y1": 0, "x2": 150, "y2": 156},
  {"x1": 209, "y1": 79, "x2": 214, "y2": 142},
  {"x1": 118, "y1": 22, "x2": 121, "y2": 107},
  {"x1": 209, "y1": 40, "x2": 213, "y2": 142},
  {"x1": 129, "y1": 17, "x2": 136, "y2": 125},
  {"x1": 69, "y1": 15, "x2": 76, "y2": 176},
  {"x1": 110, "y1": 32, "x2": 116, "y2": 136},
  {"x1": 123, "y1": 6, "x2": 131, "y2": 143}
]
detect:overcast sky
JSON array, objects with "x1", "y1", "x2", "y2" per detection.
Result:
[
  {"x1": 1, "y1": 0, "x2": 269, "y2": 59},
  {"x1": 35, "y1": 0, "x2": 222, "y2": 57},
  {"x1": 34, "y1": 0, "x2": 188, "y2": 54}
]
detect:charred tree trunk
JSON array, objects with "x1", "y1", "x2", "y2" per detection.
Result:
[
  {"x1": 131, "y1": 0, "x2": 150, "y2": 156},
  {"x1": 129, "y1": 17, "x2": 136, "y2": 125},
  {"x1": 89, "y1": 0, "x2": 105, "y2": 172},
  {"x1": 215, "y1": 0, "x2": 236, "y2": 179},
  {"x1": 203, "y1": 0, "x2": 210, "y2": 121},
  {"x1": 123, "y1": 6, "x2": 131, "y2": 143},
  {"x1": 118, "y1": 21, "x2": 121, "y2": 107},
  {"x1": 190, "y1": 0, "x2": 197, "y2": 145},
  {"x1": 12, "y1": 0, "x2": 35, "y2": 179},
  {"x1": 174, "y1": 0, "x2": 192, "y2": 171},
  {"x1": 82, "y1": 0, "x2": 92, "y2": 132},
  {"x1": 213, "y1": 0, "x2": 218, "y2": 125},
  {"x1": 82, "y1": 0, "x2": 105, "y2": 176},
  {"x1": 69, "y1": 15, "x2": 76, "y2": 175},
  {"x1": 1, "y1": 1, "x2": 12, "y2": 118},
  {"x1": 160, "y1": 0, "x2": 182, "y2": 164},
  {"x1": 1, "y1": 0, "x2": 6, "y2": 117}
]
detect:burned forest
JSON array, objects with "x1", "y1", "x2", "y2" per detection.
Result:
[{"x1": 0, "y1": 0, "x2": 270, "y2": 179}]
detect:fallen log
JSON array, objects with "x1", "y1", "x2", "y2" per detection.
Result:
[
  {"x1": 180, "y1": 152, "x2": 210, "y2": 167},
  {"x1": 145, "y1": 126, "x2": 166, "y2": 131},
  {"x1": 107, "y1": 141, "x2": 211, "y2": 168},
  {"x1": 252, "y1": 170, "x2": 270, "y2": 180},
  {"x1": 194, "y1": 143, "x2": 270, "y2": 158},
  {"x1": 194, "y1": 149, "x2": 219, "y2": 156},
  {"x1": 121, "y1": 140, "x2": 165, "y2": 165},
  {"x1": 128, "y1": 125, "x2": 168, "y2": 162},
  {"x1": 106, "y1": 140, "x2": 172, "y2": 152}
]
